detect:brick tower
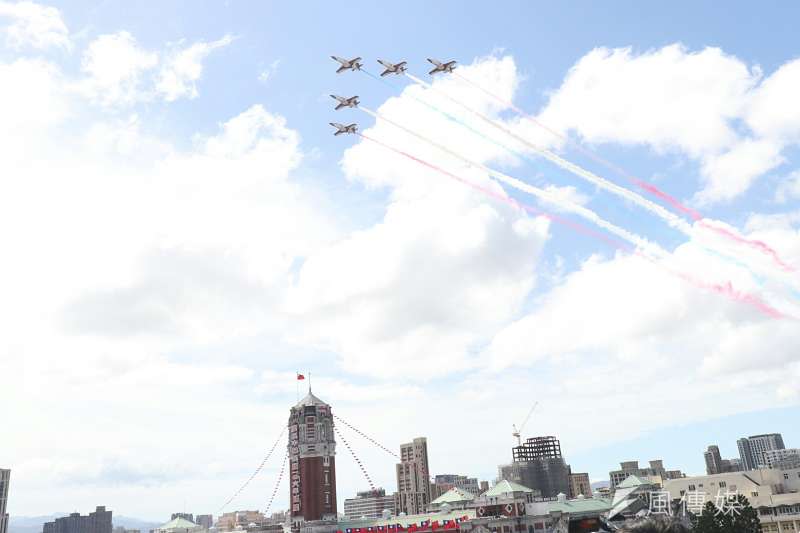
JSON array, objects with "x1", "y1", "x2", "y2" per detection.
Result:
[{"x1": 288, "y1": 389, "x2": 337, "y2": 529}]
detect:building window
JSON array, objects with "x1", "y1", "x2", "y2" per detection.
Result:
[
  {"x1": 323, "y1": 456, "x2": 330, "y2": 466},
  {"x1": 325, "y1": 492, "x2": 330, "y2": 504},
  {"x1": 752, "y1": 492, "x2": 759, "y2": 497},
  {"x1": 719, "y1": 481, "x2": 726, "y2": 488},
  {"x1": 325, "y1": 472, "x2": 330, "y2": 485},
  {"x1": 688, "y1": 484, "x2": 696, "y2": 491},
  {"x1": 784, "y1": 473, "x2": 789, "y2": 480}
]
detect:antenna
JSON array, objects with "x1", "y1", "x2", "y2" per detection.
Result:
[{"x1": 512, "y1": 401, "x2": 539, "y2": 446}]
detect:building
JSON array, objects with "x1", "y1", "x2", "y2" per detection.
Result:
[
  {"x1": 662, "y1": 466, "x2": 800, "y2": 532},
  {"x1": 154, "y1": 518, "x2": 204, "y2": 533},
  {"x1": 194, "y1": 517, "x2": 212, "y2": 530},
  {"x1": 738, "y1": 433, "x2": 786, "y2": 470},
  {"x1": 765, "y1": 449, "x2": 800, "y2": 470},
  {"x1": 215, "y1": 511, "x2": 265, "y2": 531},
  {"x1": 433, "y1": 475, "x2": 480, "y2": 498},
  {"x1": 497, "y1": 436, "x2": 571, "y2": 498},
  {"x1": 170, "y1": 515, "x2": 193, "y2": 524},
  {"x1": 428, "y1": 487, "x2": 476, "y2": 512},
  {"x1": 43, "y1": 507, "x2": 113, "y2": 533},
  {"x1": 568, "y1": 473, "x2": 592, "y2": 499},
  {"x1": 395, "y1": 437, "x2": 432, "y2": 516},
  {"x1": 704, "y1": 445, "x2": 741, "y2": 475},
  {"x1": 608, "y1": 460, "x2": 684, "y2": 489},
  {"x1": 288, "y1": 390, "x2": 338, "y2": 529},
  {"x1": 343, "y1": 488, "x2": 395, "y2": 520},
  {"x1": 0, "y1": 469, "x2": 9, "y2": 533}
]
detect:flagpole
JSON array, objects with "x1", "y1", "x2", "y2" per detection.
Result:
[{"x1": 296, "y1": 370, "x2": 299, "y2": 402}]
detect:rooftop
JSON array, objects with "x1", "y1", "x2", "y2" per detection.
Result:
[
  {"x1": 431, "y1": 487, "x2": 476, "y2": 505},
  {"x1": 482, "y1": 480, "x2": 533, "y2": 498},
  {"x1": 157, "y1": 517, "x2": 199, "y2": 531},
  {"x1": 294, "y1": 390, "x2": 328, "y2": 408}
]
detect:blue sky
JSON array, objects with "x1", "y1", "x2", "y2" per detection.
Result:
[{"x1": 1, "y1": 0, "x2": 799, "y2": 522}]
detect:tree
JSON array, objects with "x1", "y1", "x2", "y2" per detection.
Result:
[
  {"x1": 691, "y1": 502, "x2": 719, "y2": 533},
  {"x1": 690, "y1": 495, "x2": 760, "y2": 533}
]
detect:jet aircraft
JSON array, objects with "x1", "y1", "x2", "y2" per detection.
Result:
[
  {"x1": 329, "y1": 122, "x2": 358, "y2": 136},
  {"x1": 331, "y1": 56, "x2": 363, "y2": 73},
  {"x1": 427, "y1": 58, "x2": 457, "y2": 75},
  {"x1": 330, "y1": 94, "x2": 359, "y2": 110},
  {"x1": 377, "y1": 59, "x2": 407, "y2": 77}
]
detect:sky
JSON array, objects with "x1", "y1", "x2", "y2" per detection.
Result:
[{"x1": 1, "y1": 0, "x2": 800, "y2": 523}]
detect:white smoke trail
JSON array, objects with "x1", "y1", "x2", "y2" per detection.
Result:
[
  {"x1": 360, "y1": 105, "x2": 666, "y2": 258},
  {"x1": 404, "y1": 72, "x2": 694, "y2": 236}
]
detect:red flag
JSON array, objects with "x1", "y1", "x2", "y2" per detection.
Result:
[
  {"x1": 297, "y1": 373, "x2": 305, "y2": 380},
  {"x1": 431, "y1": 522, "x2": 439, "y2": 531}
]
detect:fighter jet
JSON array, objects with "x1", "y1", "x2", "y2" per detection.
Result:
[
  {"x1": 377, "y1": 59, "x2": 407, "y2": 77},
  {"x1": 329, "y1": 122, "x2": 358, "y2": 136},
  {"x1": 427, "y1": 58, "x2": 457, "y2": 75},
  {"x1": 330, "y1": 94, "x2": 359, "y2": 110},
  {"x1": 331, "y1": 56, "x2": 363, "y2": 73}
]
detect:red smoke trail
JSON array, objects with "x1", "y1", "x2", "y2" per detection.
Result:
[
  {"x1": 357, "y1": 132, "x2": 786, "y2": 319},
  {"x1": 453, "y1": 72, "x2": 795, "y2": 273}
]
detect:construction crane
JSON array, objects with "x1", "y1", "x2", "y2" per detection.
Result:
[{"x1": 512, "y1": 401, "x2": 539, "y2": 446}]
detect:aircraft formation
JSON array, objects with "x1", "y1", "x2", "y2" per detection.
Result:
[
  {"x1": 328, "y1": 57, "x2": 456, "y2": 136},
  {"x1": 325, "y1": 54, "x2": 799, "y2": 320}
]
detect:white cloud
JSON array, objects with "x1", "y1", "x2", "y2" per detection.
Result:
[
  {"x1": 76, "y1": 32, "x2": 232, "y2": 106},
  {"x1": 0, "y1": 0, "x2": 69, "y2": 50},
  {"x1": 78, "y1": 31, "x2": 158, "y2": 106},
  {"x1": 287, "y1": 57, "x2": 551, "y2": 378},
  {"x1": 156, "y1": 35, "x2": 233, "y2": 101},
  {"x1": 537, "y1": 45, "x2": 800, "y2": 204}
]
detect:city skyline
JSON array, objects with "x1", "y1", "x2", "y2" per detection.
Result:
[{"x1": 2, "y1": 0, "x2": 800, "y2": 524}]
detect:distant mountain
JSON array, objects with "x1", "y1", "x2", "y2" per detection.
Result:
[
  {"x1": 114, "y1": 517, "x2": 162, "y2": 531},
  {"x1": 9, "y1": 515, "x2": 161, "y2": 533}
]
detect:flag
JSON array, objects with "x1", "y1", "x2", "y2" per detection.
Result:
[
  {"x1": 431, "y1": 521, "x2": 439, "y2": 531},
  {"x1": 297, "y1": 373, "x2": 305, "y2": 380}
]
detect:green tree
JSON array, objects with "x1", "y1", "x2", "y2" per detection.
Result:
[
  {"x1": 690, "y1": 494, "x2": 761, "y2": 533},
  {"x1": 691, "y1": 501, "x2": 719, "y2": 533},
  {"x1": 721, "y1": 494, "x2": 760, "y2": 533}
]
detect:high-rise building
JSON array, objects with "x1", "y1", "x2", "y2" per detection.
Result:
[
  {"x1": 738, "y1": 434, "x2": 786, "y2": 470},
  {"x1": 395, "y1": 437, "x2": 432, "y2": 515},
  {"x1": 498, "y1": 436, "x2": 571, "y2": 498},
  {"x1": 568, "y1": 473, "x2": 592, "y2": 498},
  {"x1": 194, "y1": 516, "x2": 212, "y2": 530},
  {"x1": 43, "y1": 507, "x2": 112, "y2": 533},
  {"x1": 288, "y1": 390, "x2": 337, "y2": 529},
  {"x1": 0, "y1": 469, "x2": 9, "y2": 533},
  {"x1": 763, "y1": 448, "x2": 800, "y2": 470},
  {"x1": 704, "y1": 446, "x2": 723, "y2": 475},
  {"x1": 704, "y1": 445, "x2": 742, "y2": 474},
  {"x1": 343, "y1": 488, "x2": 395, "y2": 520},
  {"x1": 608, "y1": 460, "x2": 683, "y2": 489},
  {"x1": 433, "y1": 475, "x2": 480, "y2": 496}
]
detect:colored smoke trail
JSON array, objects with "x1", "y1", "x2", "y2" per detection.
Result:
[
  {"x1": 358, "y1": 132, "x2": 632, "y2": 252},
  {"x1": 360, "y1": 105, "x2": 665, "y2": 257},
  {"x1": 362, "y1": 69, "x2": 791, "y2": 295},
  {"x1": 452, "y1": 71, "x2": 795, "y2": 273},
  {"x1": 356, "y1": 132, "x2": 786, "y2": 319},
  {"x1": 363, "y1": 69, "x2": 533, "y2": 163},
  {"x1": 405, "y1": 72, "x2": 694, "y2": 236}
]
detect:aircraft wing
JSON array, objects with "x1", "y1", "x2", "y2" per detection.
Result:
[
  {"x1": 351, "y1": 56, "x2": 362, "y2": 63},
  {"x1": 428, "y1": 67, "x2": 438, "y2": 75},
  {"x1": 331, "y1": 56, "x2": 347, "y2": 64},
  {"x1": 397, "y1": 61, "x2": 407, "y2": 68},
  {"x1": 330, "y1": 122, "x2": 345, "y2": 129},
  {"x1": 377, "y1": 59, "x2": 390, "y2": 68},
  {"x1": 335, "y1": 103, "x2": 346, "y2": 110},
  {"x1": 427, "y1": 58, "x2": 442, "y2": 67},
  {"x1": 336, "y1": 65, "x2": 348, "y2": 73},
  {"x1": 380, "y1": 69, "x2": 392, "y2": 77}
]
